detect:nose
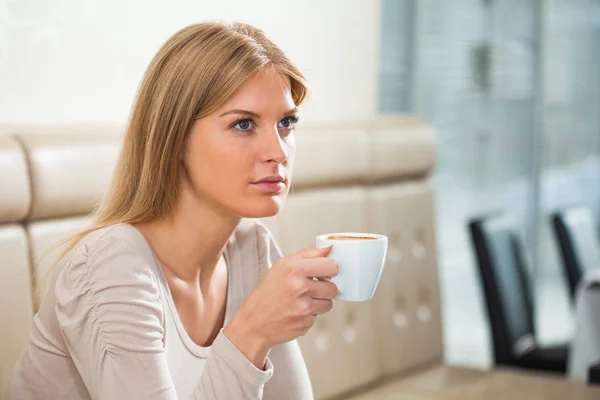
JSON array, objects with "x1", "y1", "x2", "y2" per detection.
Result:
[{"x1": 260, "y1": 126, "x2": 288, "y2": 164}]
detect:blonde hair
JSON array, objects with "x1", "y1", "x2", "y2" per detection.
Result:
[{"x1": 46, "y1": 21, "x2": 307, "y2": 277}]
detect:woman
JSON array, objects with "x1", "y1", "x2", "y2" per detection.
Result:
[{"x1": 7, "y1": 22, "x2": 339, "y2": 400}]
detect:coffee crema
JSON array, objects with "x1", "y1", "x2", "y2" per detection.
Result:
[{"x1": 327, "y1": 235, "x2": 378, "y2": 241}]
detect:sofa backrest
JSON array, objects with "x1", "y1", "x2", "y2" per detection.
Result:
[{"x1": 0, "y1": 118, "x2": 441, "y2": 399}]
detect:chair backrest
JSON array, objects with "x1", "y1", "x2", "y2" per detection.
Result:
[
  {"x1": 469, "y1": 217, "x2": 535, "y2": 365},
  {"x1": 552, "y1": 207, "x2": 600, "y2": 301}
]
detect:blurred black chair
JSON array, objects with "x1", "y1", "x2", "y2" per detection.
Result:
[
  {"x1": 551, "y1": 207, "x2": 600, "y2": 302},
  {"x1": 589, "y1": 361, "x2": 600, "y2": 385},
  {"x1": 469, "y1": 216, "x2": 568, "y2": 374}
]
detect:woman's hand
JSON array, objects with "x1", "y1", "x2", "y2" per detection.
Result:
[{"x1": 223, "y1": 246, "x2": 338, "y2": 368}]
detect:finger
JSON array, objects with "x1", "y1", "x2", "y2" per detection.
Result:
[
  {"x1": 311, "y1": 298, "x2": 333, "y2": 315},
  {"x1": 306, "y1": 279, "x2": 339, "y2": 300},
  {"x1": 295, "y1": 245, "x2": 333, "y2": 259},
  {"x1": 294, "y1": 257, "x2": 338, "y2": 278}
]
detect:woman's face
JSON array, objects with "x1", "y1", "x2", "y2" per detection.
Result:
[{"x1": 183, "y1": 67, "x2": 298, "y2": 219}]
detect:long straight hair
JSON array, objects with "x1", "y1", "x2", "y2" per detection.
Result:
[{"x1": 48, "y1": 21, "x2": 307, "y2": 274}]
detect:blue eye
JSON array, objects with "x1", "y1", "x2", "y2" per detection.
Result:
[
  {"x1": 278, "y1": 116, "x2": 299, "y2": 130},
  {"x1": 233, "y1": 119, "x2": 253, "y2": 132}
]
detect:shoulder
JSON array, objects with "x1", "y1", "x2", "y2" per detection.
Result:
[
  {"x1": 55, "y1": 224, "x2": 162, "y2": 310},
  {"x1": 54, "y1": 224, "x2": 166, "y2": 351},
  {"x1": 76, "y1": 223, "x2": 153, "y2": 254},
  {"x1": 62, "y1": 223, "x2": 157, "y2": 277}
]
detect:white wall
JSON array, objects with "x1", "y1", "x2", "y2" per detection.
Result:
[{"x1": 0, "y1": 0, "x2": 381, "y2": 125}]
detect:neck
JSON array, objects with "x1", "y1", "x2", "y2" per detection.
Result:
[{"x1": 135, "y1": 185, "x2": 241, "y2": 283}]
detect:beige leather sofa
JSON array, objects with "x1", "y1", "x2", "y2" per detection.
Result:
[{"x1": 0, "y1": 118, "x2": 443, "y2": 399}]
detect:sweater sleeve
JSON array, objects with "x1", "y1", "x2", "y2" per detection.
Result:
[{"x1": 55, "y1": 234, "x2": 273, "y2": 400}]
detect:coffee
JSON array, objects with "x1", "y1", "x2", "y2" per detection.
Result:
[{"x1": 327, "y1": 235, "x2": 377, "y2": 241}]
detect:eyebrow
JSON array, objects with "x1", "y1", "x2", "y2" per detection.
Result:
[{"x1": 219, "y1": 107, "x2": 299, "y2": 119}]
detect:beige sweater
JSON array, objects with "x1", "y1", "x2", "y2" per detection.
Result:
[{"x1": 6, "y1": 221, "x2": 313, "y2": 399}]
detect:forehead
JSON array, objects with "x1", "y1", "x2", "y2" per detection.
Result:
[{"x1": 217, "y1": 68, "x2": 295, "y2": 113}]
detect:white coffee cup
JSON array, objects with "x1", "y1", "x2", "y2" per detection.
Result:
[{"x1": 316, "y1": 232, "x2": 388, "y2": 302}]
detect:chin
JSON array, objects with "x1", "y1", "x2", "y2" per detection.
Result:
[{"x1": 237, "y1": 196, "x2": 286, "y2": 219}]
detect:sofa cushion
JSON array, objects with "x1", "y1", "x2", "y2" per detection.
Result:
[
  {"x1": 0, "y1": 224, "x2": 33, "y2": 395},
  {"x1": 16, "y1": 127, "x2": 121, "y2": 220}
]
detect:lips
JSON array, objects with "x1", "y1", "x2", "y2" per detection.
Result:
[
  {"x1": 252, "y1": 176, "x2": 286, "y2": 193},
  {"x1": 254, "y1": 176, "x2": 284, "y2": 184}
]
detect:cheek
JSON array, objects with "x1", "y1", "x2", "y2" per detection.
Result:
[{"x1": 187, "y1": 138, "x2": 252, "y2": 189}]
